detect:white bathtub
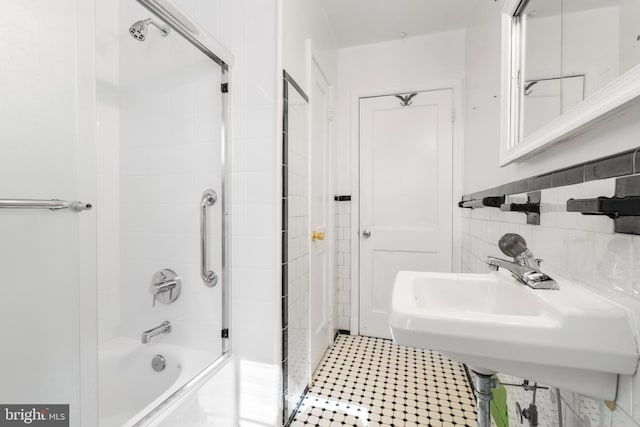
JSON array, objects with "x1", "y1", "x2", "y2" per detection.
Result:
[{"x1": 98, "y1": 337, "x2": 213, "y2": 427}]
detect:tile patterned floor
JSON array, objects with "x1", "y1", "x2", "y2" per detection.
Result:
[{"x1": 291, "y1": 335, "x2": 477, "y2": 427}]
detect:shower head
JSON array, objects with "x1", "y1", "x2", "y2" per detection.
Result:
[{"x1": 129, "y1": 18, "x2": 170, "y2": 41}]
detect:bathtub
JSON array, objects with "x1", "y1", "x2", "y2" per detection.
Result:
[{"x1": 98, "y1": 337, "x2": 218, "y2": 427}]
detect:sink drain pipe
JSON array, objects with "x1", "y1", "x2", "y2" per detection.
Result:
[{"x1": 473, "y1": 371, "x2": 495, "y2": 427}]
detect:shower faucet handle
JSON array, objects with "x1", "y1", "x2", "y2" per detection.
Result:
[
  {"x1": 151, "y1": 280, "x2": 176, "y2": 307},
  {"x1": 150, "y1": 269, "x2": 181, "y2": 308}
]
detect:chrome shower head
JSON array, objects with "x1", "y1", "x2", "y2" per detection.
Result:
[
  {"x1": 129, "y1": 18, "x2": 170, "y2": 41},
  {"x1": 498, "y1": 233, "x2": 528, "y2": 258}
]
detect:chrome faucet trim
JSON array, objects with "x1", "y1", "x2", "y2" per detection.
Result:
[
  {"x1": 486, "y1": 233, "x2": 559, "y2": 290},
  {"x1": 150, "y1": 269, "x2": 181, "y2": 307},
  {"x1": 141, "y1": 321, "x2": 172, "y2": 344},
  {"x1": 151, "y1": 279, "x2": 177, "y2": 307},
  {"x1": 486, "y1": 257, "x2": 559, "y2": 290}
]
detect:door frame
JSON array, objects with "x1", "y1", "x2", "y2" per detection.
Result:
[
  {"x1": 306, "y1": 39, "x2": 336, "y2": 367},
  {"x1": 349, "y1": 81, "x2": 464, "y2": 335}
]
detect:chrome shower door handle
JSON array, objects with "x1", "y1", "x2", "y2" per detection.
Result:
[
  {"x1": 200, "y1": 190, "x2": 219, "y2": 287},
  {"x1": 362, "y1": 229, "x2": 372, "y2": 238}
]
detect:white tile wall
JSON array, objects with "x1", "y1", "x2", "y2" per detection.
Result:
[
  {"x1": 215, "y1": 0, "x2": 282, "y2": 376},
  {"x1": 334, "y1": 200, "x2": 352, "y2": 331},
  {"x1": 462, "y1": 177, "x2": 640, "y2": 427},
  {"x1": 216, "y1": 0, "x2": 282, "y2": 425},
  {"x1": 117, "y1": 0, "x2": 223, "y2": 364}
]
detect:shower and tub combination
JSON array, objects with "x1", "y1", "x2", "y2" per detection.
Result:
[
  {"x1": 0, "y1": 0, "x2": 233, "y2": 425},
  {"x1": 96, "y1": 1, "x2": 234, "y2": 425}
]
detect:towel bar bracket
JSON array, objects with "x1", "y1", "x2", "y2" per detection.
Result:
[{"x1": 566, "y1": 175, "x2": 640, "y2": 235}]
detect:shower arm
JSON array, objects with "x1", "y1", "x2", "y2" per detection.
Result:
[{"x1": 147, "y1": 19, "x2": 170, "y2": 35}]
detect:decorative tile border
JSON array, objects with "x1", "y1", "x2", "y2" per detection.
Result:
[
  {"x1": 334, "y1": 198, "x2": 352, "y2": 331},
  {"x1": 462, "y1": 147, "x2": 640, "y2": 201}
]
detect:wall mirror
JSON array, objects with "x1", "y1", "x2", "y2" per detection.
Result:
[{"x1": 500, "y1": 0, "x2": 640, "y2": 165}]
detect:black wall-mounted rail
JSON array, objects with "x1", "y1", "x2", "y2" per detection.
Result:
[
  {"x1": 566, "y1": 197, "x2": 640, "y2": 219},
  {"x1": 500, "y1": 201, "x2": 540, "y2": 214},
  {"x1": 566, "y1": 175, "x2": 640, "y2": 234},
  {"x1": 500, "y1": 192, "x2": 541, "y2": 225},
  {"x1": 458, "y1": 196, "x2": 504, "y2": 209},
  {"x1": 458, "y1": 192, "x2": 541, "y2": 225}
]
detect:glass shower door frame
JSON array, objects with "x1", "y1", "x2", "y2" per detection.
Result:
[{"x1": 130, "y1": 0, "x2": 233, "y2": 424}]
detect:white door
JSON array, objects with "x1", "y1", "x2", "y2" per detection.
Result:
[
  {"x1": 309, "y1": 60, "x2": 332, "y2": 373},
  {"x1": 359, "y1": 90, "x2": 454, "y2": 339}
]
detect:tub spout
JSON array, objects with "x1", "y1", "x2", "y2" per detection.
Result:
[{"x1": 141, "y1": 321, "x2": 171, "y2": 344}]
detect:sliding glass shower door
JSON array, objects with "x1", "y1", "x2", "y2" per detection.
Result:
[
  {"x1": 97, "y1": 0, "x2": 231, "y2": 425},
  {"x1": 1, "y1": 1, "x2": 231, "y2": 425},
  {"x1": 0, "y1": 2, "x2": 96, "y2": 426}
]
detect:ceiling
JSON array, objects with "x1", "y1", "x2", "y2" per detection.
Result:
[{"x1": 321, "y1": 0, "x2": 478, "y2": 48}]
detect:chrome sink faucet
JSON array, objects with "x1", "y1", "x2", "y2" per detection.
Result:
[
  {"x1": 141, "y1": 321, "x2": 172, "y2": 344},
  {"x1": 486, "y1": 233, "x2": 559, "y2": 290}
]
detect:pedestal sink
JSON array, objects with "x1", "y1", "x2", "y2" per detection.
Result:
[{"x1": 388, "y1": 269, "x2": 639, "y2": 401}]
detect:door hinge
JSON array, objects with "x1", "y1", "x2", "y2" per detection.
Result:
[
  {"x1": 221, "y1": 83, "x2": 229, "y2": 93},
  {"x1": 221, "y1": 328, "x2": 229, "y2": 339},
  {"x1": 451, "y1": 109, "x2": 456, "y2": 123},
  {"x1": 328, "y1": 109, "x2": 335, "y2": 121}
]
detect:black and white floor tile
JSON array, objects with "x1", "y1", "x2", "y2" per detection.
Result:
[{"x1": 291, "y1": 335, "x2": 477, "y2": 427}]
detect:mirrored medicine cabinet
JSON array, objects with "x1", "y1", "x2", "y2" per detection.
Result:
[{"x1": 500, "y1": 0, "x2": 640, "y2": 165}]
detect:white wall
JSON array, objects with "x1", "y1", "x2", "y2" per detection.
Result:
[
  {"x1": 282, "y1": 0, "x2": 338, "y2": 94},
  {"x1": 335, "y1": 30, "x2": 466, "y2": 195},
  {"x1": 464, "y1": 1, "x2": 640, "y2": 426}
]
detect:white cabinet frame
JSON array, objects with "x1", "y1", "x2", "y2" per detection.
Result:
[{"x1": 500, "y1": 0, "x2": 640, "y2": 165}]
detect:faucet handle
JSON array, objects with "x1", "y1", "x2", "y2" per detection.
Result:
[
  {"x1": 536, "y1": 258, "x2": 543, "y2": 266},
  {"x1": 150, "y1": 269, "x2": 181, "y2": 308},
  {"x1": 152, "y1": 280, "x2": 176, "y2": 307}
]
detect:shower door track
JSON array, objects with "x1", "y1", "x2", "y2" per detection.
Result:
[{"x1": 132, "y1": 0, "x2": 233, "y2": 425}]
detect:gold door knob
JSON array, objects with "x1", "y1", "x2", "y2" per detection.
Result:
[{"x1": 312, "y1": 231, "x2": 325, "y2": 241}]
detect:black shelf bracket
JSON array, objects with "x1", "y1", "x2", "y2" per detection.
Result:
[
  {"x1": 566, "y1": 175, "x2": 640, "y2": 234},
  {"x1": 458, "y1": 196, "x2": 504, "y2": 209},
  {"x1": 500, "y1": 191, "x2": 541, "y2": 225}
]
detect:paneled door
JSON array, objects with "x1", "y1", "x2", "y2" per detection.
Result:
[
  {"x1": 309, "y1": 59, "x2": 332, "y2": 373},
  {"x1": 359, "y1": 90, "x2": 453, "y2": 338}
]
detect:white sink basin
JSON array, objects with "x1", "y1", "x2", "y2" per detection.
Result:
[{"x1": 389, "y1": 270, "x2": 639, "y2": 400}]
